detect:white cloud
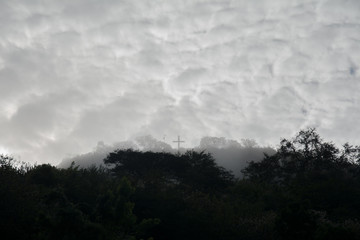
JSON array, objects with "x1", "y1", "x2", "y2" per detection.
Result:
[{"x1": 0, "y1": 0, "x2": 359, "y2": 164}]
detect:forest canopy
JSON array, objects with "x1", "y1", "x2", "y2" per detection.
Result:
[{"x1": 1, "y1": 129, "x2": 360, "y2": 240}]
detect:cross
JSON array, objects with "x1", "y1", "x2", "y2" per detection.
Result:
[{"x1": 173, "y1": 135, "x2": 185, "y2": 153}]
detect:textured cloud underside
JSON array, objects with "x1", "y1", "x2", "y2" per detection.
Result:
[{"x1": 0, "y1": 0, "x2": 359, "y2": 164}]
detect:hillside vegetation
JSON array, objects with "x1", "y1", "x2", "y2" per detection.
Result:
[{"x1": 1, "y1": 129, "x2": 360, "y2": 239}]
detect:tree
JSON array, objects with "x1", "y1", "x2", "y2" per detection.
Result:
[
  {"x1": 104, "y1": 149, "x2": 234, "y2": 192},
  {"x1": 242, "y1": 128, "x2": 359, "y2": 184}
]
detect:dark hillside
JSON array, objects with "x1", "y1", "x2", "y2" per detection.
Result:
[{"x1": 1, "y1": 129, "x2": 360, "y2": 239}]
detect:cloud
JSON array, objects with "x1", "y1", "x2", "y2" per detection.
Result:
[{"x1": 0, "y1": 0, "x2": 359, "y2": 164}]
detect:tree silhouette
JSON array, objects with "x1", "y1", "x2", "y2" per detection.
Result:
[
  {"x1": 104, "y1": 149, "x2": 234, "y2": 192},
  {"x1": 1, "y1": 129, "x2": 360, "y2": 240},
  {"x1": 243, "y1": 128, "x2": 359, "y2": 184}
]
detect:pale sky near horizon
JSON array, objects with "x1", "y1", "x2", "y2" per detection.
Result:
[{"x1": 0, "y1": 0, "x2": 359, "y2": 164}]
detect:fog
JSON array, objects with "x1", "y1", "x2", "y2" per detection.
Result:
[{"x1": 59, "y1": 135, "x2": 275, "y2": 177}]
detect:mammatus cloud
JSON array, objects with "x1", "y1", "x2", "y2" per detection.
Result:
[{"x1": 0, "y1": 0, "x2": 359, "y2": 164}]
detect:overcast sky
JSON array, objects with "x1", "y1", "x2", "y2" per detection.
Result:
[{"x1": 0, "y1": 0, "x2": 359, "y2": 164}]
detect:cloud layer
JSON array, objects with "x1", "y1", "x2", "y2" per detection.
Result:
[{"x1": 0, "y1": 0, "x2": 359, "y2": 164}]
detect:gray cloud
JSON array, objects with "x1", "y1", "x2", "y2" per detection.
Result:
[{"x1": 0, "y1": 0, "x2": 359, "y2": 164}]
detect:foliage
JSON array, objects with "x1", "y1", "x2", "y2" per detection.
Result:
[
  {"x1": 243, "y1": 128, "x2": 360, "y2": 239},
  {"x1": 0, "y1": 156, "x2": 158, "y2": 240},
  {"x1": 104, "y1": 149, "x2": 234, "y2": 193},
  {"x1": 243, "y1": 128, "x2": 360, "y2": 184},
  {"x1": 1, "y1": 129, "x2": 360, "y2": 239}
]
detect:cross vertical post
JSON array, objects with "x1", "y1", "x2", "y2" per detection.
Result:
[{"x1": 173, "y1": 135, "x2": 185, "y2": 154}]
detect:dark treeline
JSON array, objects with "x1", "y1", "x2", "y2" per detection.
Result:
[
  {"x1": 1, "y1": 129, "x2": 360, "y2": 239},
  {"x1": 58, "y1": 135, "x2": 276, "y2": 178}
]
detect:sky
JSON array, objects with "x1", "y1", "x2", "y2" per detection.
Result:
[{"x1": 0, "y1": 0, "x2": 359, "y2": 165}]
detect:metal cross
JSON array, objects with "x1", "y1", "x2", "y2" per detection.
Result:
[{"x1": 173, "y1": 135, "x2": 185, "y2": 153}]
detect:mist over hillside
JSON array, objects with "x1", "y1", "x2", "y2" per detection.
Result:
[
  {"x1": 59, "y1": 135, "x2": 275, "y2": 177},
  {"x1": 0, "y1": 0, "x2": 359, "y2": 238}
]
